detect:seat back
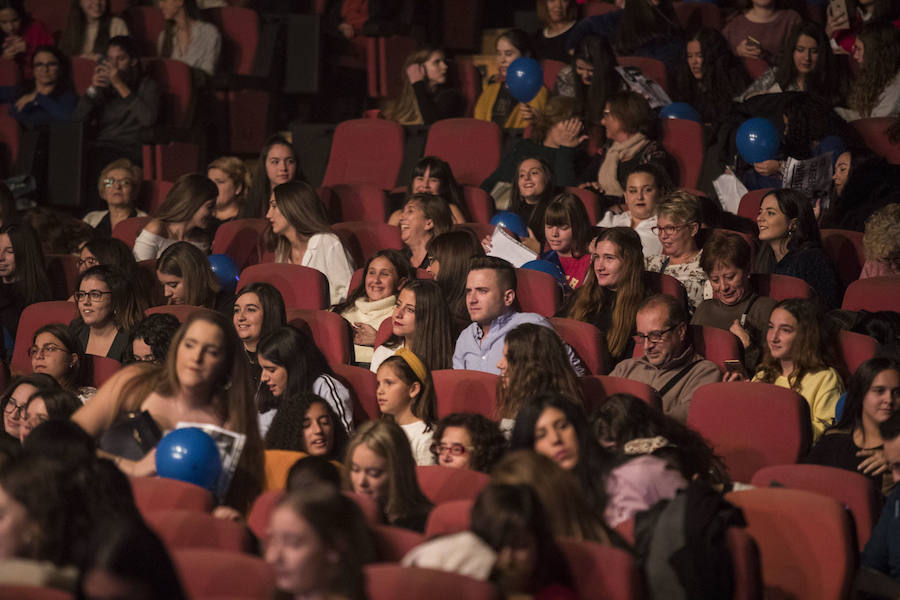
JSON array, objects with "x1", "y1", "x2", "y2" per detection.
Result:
[
  {"x1": 239, "y1": 263, "x2": 330, "y2": 311},
  {"x1": 332, "y1": 222, "x2": 403, "y2": 265},
  {"x1": 578, "y1": 375, "x2": 662, "y2": 413},
  {"x1": 324, "y1": 183, "x2": 389, "y2": 223},
  {"x1": 749, "y1": 272, "x2": 814, "y2": 301},
  {"x1": 173, "y1": 548, "x2": 276, "y2": 600},
  {"x1": 820, "y1": 229, "x2": 864, "y2": 288},
  {"x1": 727, "y1": 527, "x2": 763, "y2": 600},
  {"x1": 563, "y1": 186, "x2": 602, "y2": 224},
  {"x1": 432, "y1": 369, "x2": 499, "y2": 419},
  {"x1": 851, "y1": 117, "x2": 900, "y2": 164},
  {"x1": 515, "y1": 267, "x2": 563, "y2": 317},
  {"x1": 288, "y1": 309, "x2": 352, "y2": 366},
  {"x1": 425, "y1": 499, "x2": 474, "y2": 538},
  {"x1": 455, "y1": 56, "x2": 483, "y2": 117},
  {"x1": 423, "y1": 118, "x2": 502, "y2": 187},
  {"x1": 130, "y1": 477, "x2": 214, "y2": 515},
  {"x1": 71, "y1": 56, "x2": 96, "y2": 96},
  {"x1": 742, "y1": 57, "x2": 769, "y2": 79},
  {"x1": 373, "y1": 317, "x2": 394, "y2": 350},
  {"x1": 145, "y1": 304, "x2": 206, "y2": 322},
  {"x1": 549, "y1": 317, "x2": 610, "y2": 375},
  {"x1": 737, "y1": 188, "x2": 774, "y2": 225},
  {"x1": 45, "y1": 253, "x2": 80, "y2": 300},
  {"x1": 672, "y1": 1, "x2": 723, "y2": 28},
  {"x1": 541, "y1": 59, "x2": 566, "y2": 91},
  {"x1": 11, "y1": 301, "x2": 77, "y2": 375},
  {"x1": 365, "y1": 564, "x2": 495, "y2": 600},
  {"x1": 725, "y1": 488, "x2": 855, "y2": 600},
  {"x1": 661, "y1": 118, "x2": 703, "y2": 188},
  {"x1": 0, "y1": 586, "x2": 72, "y2": 600},
  {"x1": 584, "y1": 0, "x2": 618, "y2": 15},
  {"x1": 247, "y1": 489, "x2": 282, "y2": 540},
  {"x1": 264, "y1": 449, "x2": 306, "y2": 491},
  {"x1": 211, "y1": 218, "x2": 268, "y2": 271},
  {"x1": 145, "y1": 509, "x2": 252, "y2": 552},
  {"x1": 837, "y1": 329, "x2": 877, "y2": 381},
  {"x1": 372, "y1": 524, "x2": 425, "y2": 562},
  {"x1": 643, "y1": 270, "x2": 689, "y2": 310},
  {"x1": 617, "y1": 55, "x2": 669, "y2": 92},
  {"x1": 462, "y1": 185, "x2": 493, "y2": 224},
  {"x1": 688, "y1": 382, "x2": 812, "y2": 482},
  {"x1": 123, "y1": 6, "x2": 166, "y2": 58},
  {"x1": 203, "y1": 6, "x2": 259, "y2": 75},
  {"x1": 842, "y1": 276, "x2": 900, "y2": 313},
  {"x1": 111, "y1": 216, "x2": 152, "y2": 248},
  {"x1": 136, "y1": 179, "x2": 174, "y2": 214},
  {"x1": 89, "y1": 355, "x2": 122, "y2": 388},
  {"x1": 0, "y1": 58, "x2": 20, "y2": 87},
  {"x1": 559, "y1": 538, "x2": 643, "y2": 600},
  {"x1": 0, "y1": 112, "x2": 19, "y2": 174},
  {"x1": 415, "y1": 465, "x2": 490, "y2": 505},
  {"x1": 322, "y1": 119, "x2": 404, "y2": 190},
  {"x1": 144, "y1": 58, "x2": 195, "y2": 130},
  {"x1": 750, "y1": 463, "x2": 880, "y2": 551},
  {"x1": 331, "y1": 363, "x2": 379, "y2": 424}
]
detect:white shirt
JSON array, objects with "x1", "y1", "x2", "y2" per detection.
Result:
[
  {"x1": 370, "y1": 341, "x2": 405, "y2": 374},
  {"x1": 401, "y1": 420, "x2": 434, "y2": 466},
  {"x1": 597, "y1": 210, "x2": 663, "y2": 257},
  {"x1": 276, "y1": 233, "x2": 354, "y2": 305},
  {"x1": 258, "y1": 374, "x2": 355, "y2": 437}
]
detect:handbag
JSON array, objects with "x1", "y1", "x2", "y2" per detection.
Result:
[{"x1": 98, "y1": 410, "x2": 162, "y2": 461}]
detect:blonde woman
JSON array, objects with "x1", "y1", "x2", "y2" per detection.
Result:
[
  {"x1": 133, "y1": 173, "x2": 216, "y2": 261},
  {"x1": 207, "y1": 156, "x2": 251, "y2": 223},
  {"x1": 861, "y1": 203, "x2": 900, "y2": 279},
  {"x1": 382, "y1": 46, "x2": 464, "y2": 125}
]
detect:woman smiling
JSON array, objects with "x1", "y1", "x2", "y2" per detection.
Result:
[{"x1": 70, "y1": 265, "x2": 141, "y2": 362}]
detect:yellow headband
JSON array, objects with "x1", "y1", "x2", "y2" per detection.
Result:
[{"x1": 393, "y1": 348, "x2": 428, "y2": 383}]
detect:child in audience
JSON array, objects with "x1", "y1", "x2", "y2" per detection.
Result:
[
  {"x1": 133, "y1": 174, "x2": 216, "y2": 261},
  {"x1": 541, "y1": 193, "x2": 592, "y2": 290},
  {"x1": 265, "y1": 392, "x2": 349, "y2": 462},
  {"x1": 429, "y1": 412, "x2": 506, "y2": 473},
  {"x1": 860, "y1": 203, "x2": 900, "y2": 278},
  {"x1": 375, "y1": 351, "x2": 437, "y2": 466}
]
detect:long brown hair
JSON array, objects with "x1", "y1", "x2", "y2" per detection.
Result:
[
  {"x1": 426, "y1": 230, "x2": 484, "y2": 323},
  {"x1": 379, "y1": 354, "x2": 437, "y2": 430},
  {"x1": 382, "y1": 46, "x2": 440, "y2": 125},
  {"x1": 847, "y1": 22, "x2": 900, "y2": 118},
  {"x1": 265, "y1": 181, "x2": 333, "y2": 258},
  {"x1": 566, "y1": 227, "x2": 646, "y2": 358},
  {"x1": 383, "y1": 280, "x2": 455, "y2": 370},
  {"x1": 156, "y1": 242, "x2": 221, "y2": 308}
]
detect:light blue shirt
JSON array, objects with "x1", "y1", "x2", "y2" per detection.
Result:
[{"x1": 452, "y1": 311, "x2": 584, "y2": 375}]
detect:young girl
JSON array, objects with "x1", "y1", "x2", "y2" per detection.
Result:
[
  {"x1": 382, "y1": 47, "x2": 464, "y2": 126},
  {"x1": 541, "y1": 193, "x2": 592, "y2": 290},
  {"x1": 375, "y1": 351, "x2": 437, "y2": 466}
]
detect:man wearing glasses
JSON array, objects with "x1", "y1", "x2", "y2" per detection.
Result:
[{"x1": 610, "y1": 294, "x2": 720, "y2": 423}]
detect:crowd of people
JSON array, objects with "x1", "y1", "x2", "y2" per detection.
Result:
[{"x1": 0, "y1": 0, "x2": 898, "y2": 597}]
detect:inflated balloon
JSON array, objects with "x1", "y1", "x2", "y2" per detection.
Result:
[
  {"x1": 156, "y1": 428, "x2": 222, "y2": 491},
  {"x1": 506, "y1": 57, "x2": 543, "y2": 103},
  {"x1": 521, "y1": 259, "x2": 567, "y2": 287},
  {"x1": 208, "y1": 254, "x2": 239, "y2": 294},
  {"x1": 490, "y1": 211, "x2": 529, "y2": 238},
  {"x1": 659, "y1": 102, "x2": 701, "y2": 122},
  {"x1": 736, "y1": 117, "x2": 781, "y2": 164}
]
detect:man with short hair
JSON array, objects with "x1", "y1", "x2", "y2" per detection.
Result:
[
  {"x1": 453, "y1": 256, "x2": 582, "y2": 374},
  {"x1": 609, "y1": 294, "x2": 721, "y2": 422},
  {"x1": 860, "y1": 414, "x2": 900, "y2": 592}
]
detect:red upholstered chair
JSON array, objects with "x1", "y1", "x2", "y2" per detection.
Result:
[
  {"x1": 750, "y1": 463, "x2": 880, "y2": 551},
  {"x1": 558, "y1": 538, "x2": 643, "y2": 600},
  {"x1": 541, "y1": 59, "x2": 566, "y2": 91},
  {"x1": 673, "y1": 1, "x2": 723, "y2": 28},
  {"x1": 423, "y1": 118, "x2": 502, "y2": 187},
  {"x1": 727, "y1": 527, "x2": 763, "y2": 600},
  {"x1": 454, "y1": 56, "x2": 482, "y2": 117},
  {"x1": 264, "y1": 449, "x2": 306, "y2": 491},
  {"x1": 617, "y1": 55, "x2": 669, "y2": 93},
  {"x1": 725, "y1": 488, "x2": 855, "y2": 600},
  {"x1": 135, "y1": 179, "x2": 173, "y2": 214},
  {"x1": 144, "y1": 58, "x2": 194, "y2": 131},
  {"x1": 0, "y1": 587, "x2": 72, "y2": 600},
  {"x1": 332, "y1": 363, "x2": 379, "y2": 424},
  {"x1": 425, "y1": 499, "x2": 474, "y2": 538},
  {"x1": 516, "y1": 267, "x2": 563, "y2": 317},
  {"x1": 373, "y1": 525, "x2": 425, "y2": 562},
  {"x1": 130, "y1": 477, "x2": 214, "y2": 515},
  {"x1": 837, "y1": 329, "x2": 877, "y2": 381},
  {"x1": 0, "y1": 113, "x2": 20, "y2": 174},
  {"x1": 416, "y1": 465, "x2": 490, "y2": 505},
  {"x1": 432, "y1": 370, "x2": 499, "y2": 419},
  {"x1": 749, "y1": 273, "x2": 814, "y2": 301},
  {"x1": 111, "y1": 216, "x2": 151, "y2": 248},
  {"x1": 11, "y1": 301, "x2": 77, "y2": 375},
  {"x1": 563, "y1": 186, "x2": 602, "y2": 224},
  {"x1": 578, "y1": 376, "x2": 662, "y2": 413},
  {"x1": 173, "y1": 548, "x2": 276, "y2": 600},
  {"x1": 323, "y1": 184, "x2": 390, "y2": 223},
  {"x1": 89, "y1": 356, "x2": 122, "y2": 388},
  {"x1": 462, "y1": 186, "x2": 494, "y2": 224},
  {"x1": 742, "y1": 57, "x2": 769, "y2": 79},
  {"x1": 365, "y1": 564, "x2": 495, "y2": 600},
  {"x1": 821, "y1": 229, "x2": 865, "y2": 288},
  {"x1": 346, "y1": 490, "x2": 381, "y2": 523},
  {"x1": 45, "y1": 253, "x2": 80, "y2": 300},
  {"x1": 212, "y1": 218, "x2": 268, "y2": 271},
  {"x1": 248, "y1": 489, "x2": 282, "y2": 540},
  {"x1": 631, "y1": 324, "x2": 738, "y2": 373},
  {"x1": 643, "y1": 270, "x2": 689, "y2": 310},
  {"x1": 662, "y1": 118, "x2": 704, "y2": 188},
  {"x1": 332, "y1": 222, "x2": 403, "y2": 265},
  {"x1": 239, "y1": 263, "x2": 329, "y2": 311},
  {"x1": 373, "y1": 318, "x2": 394, "y2": 349},
  {"x1": 737, "y1": 188, "x2": 774, "y2": 225},
  {"x1": 145, "y1": 305, "x2": 205, "y2": 322},
  {"x1": 145, "y1": 509, "x2": 252, "y2": 552},
  {"x1": 455, "y1": 222, "x2": 495, "y2": 242},
  {"x1": 843, "y1": 276, "x2": 900, "y2": 313},
  {"x1": 0, "y1": 58, "x2": 20, "y2": 87},
  {"x1": 71, "y1": 56, "x2": 96, "y2": 95},
  {"x1": 585, "y1": 0, "x2": 618, "y2": 15},
  {"x1": 851, "y1": 117, "x2": 900, "y2": 164},
  {"x1": 321, "y1": 119, "x2": 404, "y2": 190},
  {"x1": 123, "y1": 6, "x2": 166, "y2": 58},
  {"x1": 687, "y1": 382, "x2": 812, "y2": 482},
  {"x1": 549, "y1": 317, "x2": 610, "y2": 375},
  {"x1": 287, "y1": 309, "x2": 352, "y2": 365},
  {"x1": 142, "y1": 141, "x2": 199, "y2": 182}
]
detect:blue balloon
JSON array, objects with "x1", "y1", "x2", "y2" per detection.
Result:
[
  {"x1": 659, "y1": 102, "x2": 701, "y2": 122},
  {"x1": 506, "y1": 57, "x2": 543, "y2": 103},
  {"x1": 521, "y1": 259, "x2": 567, "y2": 287},
  {"x1": 490, "y1": 211, "x2": 529, "y2": 238},
  {"x1": 208, "y1": 254, "x2": 239, "y2": 294},
  {"x1": 736, "y1": 117, "x2": 781, "y2": 164},
  {"x1": 156, "y1": 428, "x2": 222, "y2": 491}
]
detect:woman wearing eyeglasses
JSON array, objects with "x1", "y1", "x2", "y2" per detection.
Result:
[
  {"x1": 0, "y1": 373, "x2": 59, "y2": 442},
  {"x1": 69, "y1": 265, "x2": 142, "y2": 363},
  {"x1": 7, "y1": 45, "x2": 77, "y2": 128},
  {"x1": 29, "y1": 323, "x2": 95, "y2": 402},
  {"x1": 645, "y1": 191, "x2": 711, "y2": 314},
  {"x1": 429, "y1": 412, "x2": 506, "y2": 473},
  {"x1": 82, "y1": 158, "x2": 147, "y2": 238}
]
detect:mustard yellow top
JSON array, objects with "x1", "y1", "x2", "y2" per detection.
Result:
[
  {"x1": 752, "y1": 367, "x2": 844, "y2": 441},
  {"x1": 474, "y1": 81, "x2": 549, "y2": 129}
]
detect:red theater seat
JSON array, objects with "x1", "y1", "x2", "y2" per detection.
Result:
[
  {"x1": 423, "y1": 118, "x2": 502, "y2": 187},
  {"x1": 431, "y1": 370, "x2": 499, "y2": 419},
  {"x1": 173, "y1": 548, "x2": 276, "y2": 600},
  {"x1": 415, "y1": 465, "x2": 490, "y2": 505},
  {"x1": 322, "y1": 119, "x2": 404, "y2": 190},
  {"x1": 239, "y1": 263, "x2": 330, "y2": 311},
  {"x1": 130, "y1": 477, "x2": 214, "y2": 514}
]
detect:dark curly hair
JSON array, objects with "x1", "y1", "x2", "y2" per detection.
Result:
[
  {"x1": 123, "y1": 313, "x2": 181, "y2": 365},
  {"x1": 430, "y1": 413, "x2": 507, "y2": 473},
  {"x1": 265, "y1": 393, "x2": 349, "y2": 460}
]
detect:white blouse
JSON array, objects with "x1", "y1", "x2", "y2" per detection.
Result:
[{"x1": 275, "y1": 233, "x2": 354, "y2": 305}]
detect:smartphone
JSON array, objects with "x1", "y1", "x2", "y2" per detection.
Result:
[
  {"x1": 745, "y1": 36, "x2": 762, "y2": 51},
  {"x1": 724, "y1": 360, "x2": 744, "y2": 374},
  {"x1": 827, "y1": 0, "x2": 848, "y2": 23}
]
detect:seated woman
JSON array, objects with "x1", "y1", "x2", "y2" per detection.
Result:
[
  {"x1": 82, "y1": 159, "x2": 147, "y2": 237},
  {"x1": 692, "y1": 232, "x2": 777, "y2": 371},
  {"x1": 474, "y1": 29, "x2": 549, "y2": 129},
  {"x1": 1, "y1": 374, "x2": 59, "y2": 442},
  {"x1": 264, "y1": 392, "x2": 350, "y2": 462},
  {"x1": 333, "y1": 249, "x2": 413, "y2": 365},
  {"x1": 59, "y1": 0, "x2": 128, "y2": 58},
  {"x1": 838, "y1": 22, "x2": 900, "y2": 121},
  {"x1": 133, "y1": 173, "x2": 216, "y2": 261},
  {"x1": 375, "y1": 351, "x2": 437, "y2": 466},
  {"x1": 207, "y1": 156, "x2": 252, "y2": 225},
  {"x1": 426, "y1": 230, "x2": 485, "y2": 331},
  {"x1": 496, "y1": 323, "x2": 582, "y2": 435},
  {"x1": 737, "y1": 22, "x2": 845, "y2": 103},
  {"x1": 343, "y1": 419, "x2": 433, "y2": 532},
  {"x1": 388, "y1": 156, "x2": 467, "y2": 226},
  {"x1": 72, "y1": 310, "x2": 265, "y2": 512},
  {"x1": 532, "y1": 0, "x2": 577, "y2": 62},
  {"x1": 156, "y1": 242, "x2": 230, "y2": 311},
  {"x1": 246, "y1": 135, "x2": 300, "y2": 219},
  {"x1": 540, "y1": 192, "x2": 592, "y2": 290},
  {"x1": 382, "y1": 47, "x2": 464, "y2": 126},
  {"x1": 0, "y1": 223, "x2": 51, "y2": 359},
  {"x1": 565, "y1": 227, "x2": 648, "y2": 363},
  {"x1": 70, "y1": 265, "x2": 141, "y2": 362},
  {"x1": 806, "y1": 357, "x2": 900, "y2": 494},
  {"x1": 754, "y1": 189, "x2": 842, "y2": 309},
  {"x1": 0, "y1": 1, "x2": 53, "y2": 76},
  {"x1": 645, "y1": 191, "x2": 710, "y2": 313},
  {"x1": 823, "y1": 148, "x2": 900, "y2": 232},
  {"x1": 597, "y1": 163, "x2": 671, "y2": 257},
  {"x1": 124, "y1": 313, "x2": 180, "y2": 365},
  {"x1": 860, "y1": 203, "x2": 900, "y2": 278},
  {"x1": 672, "y1": 28, "x2": 751, "y2": 128},
  {"x1": 19, "y1": 388, "x2": 81, "y2": 441},
  {"x1": 156, "y1": 0, "x2": 220, "y2": 76},
  {"x1": 233, "y1": 281, "x2": 286, "y2": 384},
  {"x1": 29, "y1": 324, "x2": 95, "y2": 402},
  {"x1": 429, "y1": 412, "x2": 506, "y2": 473},
  {"x1": 555, "y1": 35, "x2": 622, "y2": 134},
  {"x1": 257, "y1": 325, "x2": 353, "y2": 436},
  {"x1": 370, "y1": 280, "x2": 454, "y2": 373},
  {"x1": 265, "y1": 485, "x2": 376, "y2": 600},
  {"x1": 399, "y1": 193, "x2": 452, "y2": 271},
  {"x1": 722, "y1": 0, "x2": 802, "y2": 66},
  {"x1": 611, "y1": 0, "x2": 683, "y2": 72},
  {"x1": 264, "y1": 180, "x2": 354, "y2": 306},
  {"x1": 8, "y1": 46, "x2": 78, "y2": 127}
]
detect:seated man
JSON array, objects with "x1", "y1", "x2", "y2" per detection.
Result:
[
  {"x1": 609, "y1": 294, "x2": 720, "y2": 422},
  {"x1": 860, "y1": 414, "x2": 900, "y2": 595},
  {"x1": 453, "y1": 256, "x2": 583, "y2": 375}
]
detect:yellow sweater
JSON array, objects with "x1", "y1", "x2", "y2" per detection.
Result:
[
  {"x1": 474, "y1": 81, "x2": 549, "y2": 129},
  {"x1": 752, "y1": 368, "x2": 844, "y2": 441}
]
